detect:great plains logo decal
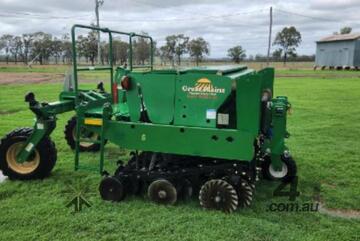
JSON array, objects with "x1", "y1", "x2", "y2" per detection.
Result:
[{"x1": 182, "y1": 78, "x2": 225, "y2": 99}]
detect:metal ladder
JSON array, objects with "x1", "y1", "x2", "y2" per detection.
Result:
[{"x1": 74, "y1": 91, "x2": 111, "y2": 173}]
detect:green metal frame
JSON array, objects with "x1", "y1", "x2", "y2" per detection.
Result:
[
  {"x1": 71, "y1": 24, "x2": 154, "y2": 103},
  {"x1": 70, "y1": 24, "x2": 154, "y2": 172},
  {"x1": 13, "y1": 24, "x2": 292, "y2": 176}
]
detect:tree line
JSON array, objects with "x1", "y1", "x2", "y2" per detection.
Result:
[
  {"x1": 0, "y1": 32, "x2": 72, "y2": 65},
  {"x1": 0, "y1": 30, "x2": 208, "y2": 66},
  {"x1": 3, "y1": 25, "x2": 349, "y2": 66},
  {"x1": 0, "y1": 29, "x2": 248, "y2": 66}
]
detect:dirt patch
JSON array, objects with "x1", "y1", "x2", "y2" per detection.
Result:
[
  {"x1": 0, "y1": 72, "x2": 64, "y2": 85},
  {"x1": 0, "y1": 109, "x2": 22, "y2": 115},
  {"x1": 313, "y1": 189, "x2": 360, "y2": 219},
  {"x1": 319, "y1": 202, "x2": 360, "y2": 219}
]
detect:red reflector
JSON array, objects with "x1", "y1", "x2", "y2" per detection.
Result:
[
  {"x1": 121, "y1": 76, "x2": 131, "y2": 90},
  {"x1": 112, "y1": 83, "x2": 118, "y2": 104}
]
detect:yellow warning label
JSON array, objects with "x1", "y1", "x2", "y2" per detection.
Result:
[{"x1": 84, "y1": 118, "x2": 103, "y2": 126}]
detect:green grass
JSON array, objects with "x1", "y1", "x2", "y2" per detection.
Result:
[
  {"x1": 276, "y1": 69, "x2": 360, "y2": 77},
  {"x1": 0, "y1": 65, "x2": 69, "y2": 73},
  {"x1": 0, "y1": 72, "x2": 359, "y2": 241}
]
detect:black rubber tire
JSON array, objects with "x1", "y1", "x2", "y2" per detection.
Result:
[
  {"x1": 64, "y1": 116, "x2": 101, "y2": 152},
  {"x1": 0, "y1": 127, "x2": 57, "y2": 180},
  {"x1": 262, "y1": 155, "x2": 297, "y2": 182}
]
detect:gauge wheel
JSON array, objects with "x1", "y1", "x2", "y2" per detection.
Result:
[
  {"x1": 0, "y1": 127, "x2": 57, "y2": 180},
  {"x1": 148, "y1": 179, "x2": 177, "y2": 205},
  {"x1": 64, "y1": 116, "x2": 103, "y2": 152},
  {"x1": 262, "y1": 155, "x2": 297, "y2": 182},
  {"x1": 99, "y1": 176, "x2": 126, "y2": 202}
]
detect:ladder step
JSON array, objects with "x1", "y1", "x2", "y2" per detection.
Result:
[{"x1": 75, "y1": 114, "x2": 106, "y2": 174}]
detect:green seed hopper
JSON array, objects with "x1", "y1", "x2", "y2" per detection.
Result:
[{"x1": 0, "y1": 24, "x2": 297, "y2": 213}]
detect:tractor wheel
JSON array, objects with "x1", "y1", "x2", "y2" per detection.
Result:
[
  {"x1": 262, "y1": 155, "x2": 297, "y2": 182},
  {"x1": 64, "y1": 116, "x2": 102, "y2": 152},
  {"x1": 0, "y1": 127, "x2": 57, "y2": 180},
  {"x1": 199, "y1": 179, "x2": 238, "y2": 213}
]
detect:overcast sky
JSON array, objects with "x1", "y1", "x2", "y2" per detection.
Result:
[{"x1": 0, "y1": 0, "x2": 359, "y2": 58}]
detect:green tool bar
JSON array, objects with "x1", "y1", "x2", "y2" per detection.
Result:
[
  {"x1": 80, "y1": 92, "x2": 97, "y2": 101},
  {"x1": 88, "y1": 91, "x2": 107, "y2": 99}
]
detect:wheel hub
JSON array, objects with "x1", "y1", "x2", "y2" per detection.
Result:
[
  {"x1": 214, "y1": 195, "x2": 221, "y2": 203},
  {"x1": 6, "y1": 142, "x2": 40, "y2": 174},
  {"x1": 269, "y1": 163, "x2": 288, "y2": 178},
  {"x1": 99, "y1": 176, "x2": 126, "y2": 202},
  {"x1": 158, "y1": 190, "x2": 167, "y2": 199}
]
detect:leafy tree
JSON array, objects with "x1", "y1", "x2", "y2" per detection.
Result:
[
  {"x1": 76, "y1": 35, "x2": 86, "y2": 61},
  {"x1": 174, "y1": 34, "x2": 189, "y2": 65},
  {"x1": 85, "y1": 31, "x2": 98, "y2": 65},
  {"x1": 272, "y1": 49, "x2": 283, "y2": 60},
  {"x1": 273, "y1": 26, "x2": 302, "y2": 65},
  {"x1": 77, "y1": 30, "x2": 97, "y2": 65},
  {"x1": 10, "y1": 36, "x2": 23, "y2": 64},
  {"x1": 21, "y1": 34, "x2": 34, "y2": 64},
  {"x1": 61, "y1": 34, "x2": 72, "y2": 64},
  {"x1": 187, "y1": 37, "x2": 210, "y2": 66},
  {"x1": 100, "y1": 42, "x2": 108, "y2": 65},
  {"x1": 114, "y1": 40, "x2": 129, "y2": 65},
  {"x1": 334, "y1": 27, "x2": 352, "y2": 35},
  {"x1": 100, "y1": 39, "x2": 129, "y2": 65},
  {"x1": 158, "y1": 45, "x2": 171, "y2": 66},
  {"x1": 164, "y1": 34, "x2": 189, "y2": 66},
  {"x1": 164, "y1": 35, "x2": 176, "y2": 66},
  {"x1": 255, "y1": 54, "x2": 266, "y2": 62},
  {"x1": 133, "y1": 33, "x2": 151, "y2": 65},
  {"x1": 51, "y1": 38, "x2": 63, "y2": 64},
  {"x1": 0, "y1": 38, "x2": 4, "y2": 50},
  {"x1": 31, "y1": 32, "x2": 53, "y2": 65},
  {"x1": 227, "y1": 45, "x2": 246, "y2": 63},
  {"x1": 0, "y1": 34, "x2": 14, "y2": 64},
  {"x1": 50, "y1": 38, "x2": 63, "y2": 64},
  {"x1": 340, "y1": 27, "x2": 352, "y2": 34}
]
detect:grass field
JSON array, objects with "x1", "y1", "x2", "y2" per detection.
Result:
[{"x1": 0, "y1": 64, "x2": 359, "y2": 241}]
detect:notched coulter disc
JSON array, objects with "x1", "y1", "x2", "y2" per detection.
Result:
[{"x1": 199, "y1": 179, "x2": 239, "y2": 213}]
